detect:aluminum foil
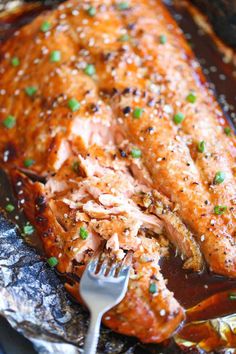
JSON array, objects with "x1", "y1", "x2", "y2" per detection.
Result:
[{"x1": 0, "y1": 210, "x2": 142, "y2": 354}]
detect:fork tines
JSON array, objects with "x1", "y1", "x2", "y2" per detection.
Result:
[{"x1": 88, "y1": 244, "x2": 133, "y2": 278}]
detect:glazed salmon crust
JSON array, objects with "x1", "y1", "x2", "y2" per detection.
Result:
[{"x1": 0, "y1": 0, "x2": 236, "y2": 343}]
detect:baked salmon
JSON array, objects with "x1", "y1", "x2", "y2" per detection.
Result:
[{"x1": 0, "y1": 0, "x2": 235, "y2": 343}]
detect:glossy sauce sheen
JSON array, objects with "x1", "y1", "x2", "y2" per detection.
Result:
[{"x1": 1, "y1": 0, "x2": 236, "y2": 348}]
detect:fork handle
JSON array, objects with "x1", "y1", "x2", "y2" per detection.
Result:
[{"x1": 83, "y1": 312, "x2": 102, "y2": 354}]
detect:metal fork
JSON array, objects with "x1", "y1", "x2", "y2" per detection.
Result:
[{"x1": 80, "y1": 249, "x2": 132, "y2": 354}]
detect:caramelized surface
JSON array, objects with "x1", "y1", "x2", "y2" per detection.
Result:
[{"x1": 0, "y1": 0, "x2": 236, "y2": 345}]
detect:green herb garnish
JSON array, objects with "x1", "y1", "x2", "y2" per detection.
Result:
[
  {"x1": 214, "y1": 171, "x2": 226, "y2": 185},
  {"x1": 68, "y1": 98, "x2": 81, "y2": 112},
  {"x1": 119, "y1": 34, "x2": 130, "y2": 42},
  {"x1": 173, "y1": 112, "x2": 185, "y2": 125},
  {"x1": 11, "y1": 57, "x2": 20, "y2": 67},
  {"x1": 186, "y1": 92, "x2": 197, "y2": 103},
  {"x1": 79, "y1": 226, "x2": 89, "y2": 240},
  {"x1": 47, "y1": 257, "x2": 58, "y2": 267},
  {"x1": 224, "y1": 127, "x2": 231, "y2": 136},
  {"x1": 159, "y1": 34, "x2": 167, "y2": 44},
  {"x1": 117, "y1": 2, "x2": 129, "y2": 10},
  {"x1": 25, "y1": 86, "x2": 37, "y2": 97},
  {"x1": 133, "y1": 107, "x2": 143, "y2": 119},
  {"x1": 50, "y1": 50, "x2": 61, "y2": 62},
  {"x1": 149, "y1": 282, "x2": 157, "y2": 294},
  {"x1": 131, "y1": 148, "x2": 142, "y2": 158},
  {"x1": 5, "y1": 204, "x2": 15, "y2": 212},
  {"x1": 197, "y1": 140, "x2": 205, "y2": 153},
  {"x1": 87, "y1": 6, "x2": 96, "y2": 16},
  {"x1": 84, "y1": 64, "x2": 96, "y2": 76},
  {"x1": 214, "y1": 205, "x2": 227, "y2": 215},
  {"x1": 23, "y1": 223, "x2": 35, "y2": 235},
  {"x1": 3, "y1": 115, "x2": 16, "y2": 129},
  {"x1": 228, "y1": 293, "x2": 236, "y2": 300},
  {"x1": 40, "y1": 21, "x2": 51, "y2": 32},
  {"x1": 24, "y1": 159, "x2": 35, "y2": 168}
]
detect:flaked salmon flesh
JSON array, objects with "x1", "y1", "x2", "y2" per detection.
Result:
[{"x1": 0, "y1": 0, "x2": 236, "y2": 343}]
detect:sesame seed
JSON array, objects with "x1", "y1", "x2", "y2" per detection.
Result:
[
  {"x1": 219, "y1": 74, "x2": 226, "y2": 81},
  {"x1": 200, "y1": 235, "x2": 205, "y2": 242},
  {"x1": 3, "y1": 150, "x2": 9, "y2": 162},
  {"x1": 160, "y1": 309, "x2": 166, "y2": 316},
  {"x1": 72, "y1": 9, "x2": 79, "y2": 16}
]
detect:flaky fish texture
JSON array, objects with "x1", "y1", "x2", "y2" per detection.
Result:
[{"x1": 0, "y1": 0, "x2": 236, "y2": 343}]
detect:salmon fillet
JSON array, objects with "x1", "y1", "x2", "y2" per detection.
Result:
[{"x1": 0, "y1": 0, "x2": 235, "y2": 343}]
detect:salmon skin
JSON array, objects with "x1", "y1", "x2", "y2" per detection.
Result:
[{"x1": 0, "y1": 0, "x2": 235, "y2": 343}]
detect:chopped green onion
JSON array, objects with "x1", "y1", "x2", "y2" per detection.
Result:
[
  {"x1": 25, "y1": 86, "x2": 37, "y2": 97},
  {"x1": 23, "y1": 223, "x2": 35, "y2": 235},
  {"x1": 131, "y1": 148, "x2": 142, "y2": 158},
  {"x1": 3, "y1": 115, "x2": 16, "y2": 129},
  {"x1": 214, "y1": 205, "x2": 227, "y2": 215},
  {"x1": 11, "y1": 56, "x2": 20, "y2": 67},
  {"x1": 24, "y1": 158, "x2": 35, "y2": 168},
  {"x1": 173, "y1": 112, "x2": 185, "y2": 125},
  {"x1": 72, "y1": 161, "x2": 80, "y2": 173},
  {"x1": 47, "y1": 256, "x2": 58, "y2": 267},
  {"x1": 79, "y1": 226, "x2": 89, "y2": 240},
  {"x1": 186, "y1": 92, "x2": 197, "y2": 103},
  {"x1": 214, "y1": 171, "x2": 226, "y2": 185},
  {"x1": 117, "y1": 2, "x2": 129, "y2": 10},
  {"x1": 68, "y1": 98, "x2": 81, "y2": 112},
  {"x1": 50, "y1": 50, "x2": 61, "y2": 62},
  {"x1": 84, "y1": 64, "x2": 96, "y2": 76},
  {"x1": 87, "y1": 6, "x2": 96, "y2": 16},
  {"x1": 224, "y1": 127, "x2": 231, "y2": 136},
  {"x1": 40, "y1": 21, "x2": 51, "y2": 32},
  {"x1": 229, "y1": 292, "x2": 236, "y2": 300},
  {"x1": 5, "y1": 204, "x2": 15, "y2": 212},
  {"x1": 159, "y1": 34, "x2": 167, "y2": 44},
  {"x1": 197, "y1": 140, "x2": 205, "y2": 153},
  {"x1": 149, "y1": 282, "x2": 157, "y2": 294},
  {"x1": 119, "y1": 34, "x2": 130, "y2": 42},
  {"x1": 133, "y1": 107, "x2": 143, "y2": 119}
]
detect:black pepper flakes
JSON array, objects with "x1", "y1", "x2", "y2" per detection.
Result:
[
  {"x1": 35, "y1": 195, "x2": 46, "y2": 206},
  {"x1": 90, "y1": 103, "x2": 99, "y2": 113},
  {"x1": 103, "y1": 52, "x2": 112, "y2": 61},
  {"x1": 122, "y1": 87, "x2": 132, "y2": 95},
  {"x1": 123, "y1": 106, "x2": 131, "y2": 115},
  {"x1": 147, "y1": 126, "x2": 154, "y2": 133},
  {"x1": 127, "y1": 23, "x2": 135, "y2": 30},
  {"x1": 119, "y1": 149, "x2": 127, "y2": 158},
  {"x1": 133, "y1": 89, "x2": 141, "y2": 96},
  {"x1": 111, "y1": 88, "x2": 118, "y2": 96},
  {"x1": 35, "y1": 195, "x2": 47, "y2": 212}
]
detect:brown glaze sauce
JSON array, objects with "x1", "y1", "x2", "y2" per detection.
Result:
[
  {"x1": 161, "y1": 251, "x2": 236, "y2": 311},
  {"x1": 1, "y1": 2, "x2": 236, "y2": 351}
]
